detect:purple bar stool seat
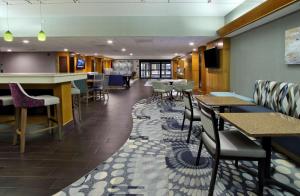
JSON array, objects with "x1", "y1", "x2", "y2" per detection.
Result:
[{"x1": 9, "y1": 83, "x2": 62, "y2": 153}]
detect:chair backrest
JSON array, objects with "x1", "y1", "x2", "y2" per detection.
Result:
[
  {"x1": 102, "y1": 75, "x2": 110, "y2": 90},
  {"x1": 94, "y1": 74, "x2": 103, "y2": 81},
  {"x1": 186, "y1": 81, "x2": 194, "y2": 89},
  {"x1": 198, "y1": 101, "x2": 220, "y2": 152},
  {"x1": 182, "y1": 91, "x2": 193, "y2": 111},
  {"x1": 9, "y1": 83, "x2": 44, "y2": 108},
  {"x1": 152, "y1": 81, "x2": 162, "y2": 90},
  {"x1": 74, "y1": 79, "x2": 89, "y2": 94}
]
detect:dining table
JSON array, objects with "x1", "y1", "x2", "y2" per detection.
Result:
[
  {"x1": 220, "y1": 112, "x2": 300, "y2": 195},
  {"x1": 195, "y1": 95, "x2": 256, "y2": 130}
]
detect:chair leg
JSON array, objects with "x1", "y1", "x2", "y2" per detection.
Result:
[
  {"x1": 235, "y1": 160, "x2": 239, "y2": 168},
  {"x1": 56, "y1": 104, "x2": 63, "y2": 140},
  {"x1": 78, "y1": 95, "x2": 82, "y2": 121},
  {"x1": 47, "y1": 105, "x2": 53, "y2": 135},
  {"x1": 196, "y1": 139, "x2": 203, "y2": 165},
  {"x1": 257, "y1": 160, "x2": 265, "y2": 196},
  {"x1": 208, "y1": 158, "x2": 220, "y2": 196},
  {"x1": 186, "y1": 120, "x2": 193, "y2": 143},
  {"x1": 86, "y1": 92, "x2": 89, "y2": 105},
  {"x1": 13, "y1": 108, "x2": 20, "y2": 145},
  {"x1": 71, "y1": 96, "x2": 77, "y2": 125},
  {"x1": 19, "y1": 108, "x2": 27, "y2": 153},
  {"x1": 181, "y1": 112, "x2": 186, "y2": 130}
]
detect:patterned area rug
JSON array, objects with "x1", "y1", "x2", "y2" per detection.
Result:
[{"x1": 55, "y1": 98, "x2": 300, "y2": 196}]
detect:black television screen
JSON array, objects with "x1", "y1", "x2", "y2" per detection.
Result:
[
  {"x1": 204, "y1": 48, "x2": 220, "y2": 68},
  {"x1": 76, "y1": 58, "x2": 85, "y2": 69}
]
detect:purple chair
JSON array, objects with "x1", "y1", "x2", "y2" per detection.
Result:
[{"x1": 9, "y1": 83, "x2": 62, "y2": 153}]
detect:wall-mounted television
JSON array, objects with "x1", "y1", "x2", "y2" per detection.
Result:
[
  {"x1": 76, "y1": 58, "x2": 85, "y2": 69},
  {"x1": 204, "y1": 48, "x2": 220, "y2": 68}
]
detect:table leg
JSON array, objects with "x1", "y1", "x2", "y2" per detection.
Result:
[
  {"x1": 261, "y1": 137, "x2": 300, "y2": 195},
  {"x1": 219, "y1": 106, "x2": 225, "y2": 130},
  {"x1": 261, "y1": 137, "x2": 272, "y2": 178}
]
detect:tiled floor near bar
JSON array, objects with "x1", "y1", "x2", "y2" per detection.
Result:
[{"x1": 0, "y1": 80, "x2": 152, "y2": 196}]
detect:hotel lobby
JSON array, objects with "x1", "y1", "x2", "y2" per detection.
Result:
[{"x1": 0, "y1": 0, "x2": 300, "y2": 196}]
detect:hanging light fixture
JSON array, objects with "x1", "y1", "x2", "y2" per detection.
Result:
[
  {"x1": 37, "y1": 0, "x2": 46, "y2": 41},
  {"x1": 3, "y1": 2, "x2": 13, "y2": 42}
]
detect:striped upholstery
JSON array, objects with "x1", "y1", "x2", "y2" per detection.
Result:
[{"x1": 254, "y1": 80, "x2": 300, "y2": 119}]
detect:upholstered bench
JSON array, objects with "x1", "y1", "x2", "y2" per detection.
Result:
[
  {"x1": 211, "y1": 80, "x2": 300, "y2": 163},
  {"x1": 107, "y1": 75, "x2": 126, "y2": 87}
]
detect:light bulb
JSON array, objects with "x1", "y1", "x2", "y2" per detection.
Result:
[
  {"x1": 3, "y1": 30, "x2": 13, "y2": 42},
  {"x1": 38, "y1": 30, "x2": 46, "y2": 42}
]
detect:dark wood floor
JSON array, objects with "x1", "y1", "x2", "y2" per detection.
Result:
[{"x1": 0, "y1": 80, "x2": 152, "y2": 196}]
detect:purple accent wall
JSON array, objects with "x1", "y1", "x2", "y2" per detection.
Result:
[{"x1": 0, "y1": 52, "x2": 57, "y2": 73}]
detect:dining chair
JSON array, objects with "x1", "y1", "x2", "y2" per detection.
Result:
[
  {"x1": 92, "y1": 74, "x2": 103, "y2": 101},
  {"x1": 152, "y1": 81, "x2": 172, "y2": 100},
  {"x1": 95, "y1": 75, "x2": 109, "y2": 100},
  {"x1": 9, "y1": 83, "x2": 62, "y2": 153},
  {"x1": 196, "y1": 101, "x2": 266, "y2": 196},
  {"x1": 173, "y1": 81, "x2": 187, "y2": 99},
  {"x1": 182, "y1": 91, "x2": 201, "y2": 143},
  {"x1": 73, "y1": 79, "x2": 94, "y2": 105}
]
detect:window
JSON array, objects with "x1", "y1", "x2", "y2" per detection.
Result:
[{"x1": 139, "y1": 60, "x2": 172, "y2": 79}]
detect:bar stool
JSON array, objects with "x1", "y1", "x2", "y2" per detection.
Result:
[
  {"x1": 71, "y1": 82, "x2": 82, "y2": 122},
  {"x1": 0, "y1": 96, "x2": 13, "y2": 107},
  {"x1": 9, "y1": 83, "x2": 62, "y2": 153},
  {"x1": 0, "y1": 95, "x2": 14, "y2": 125}
]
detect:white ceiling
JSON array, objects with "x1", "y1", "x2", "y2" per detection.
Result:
[
  {"x1": 0, "y1": 0, "x2": 265, "y2": 59},
  {"x1": 0, "y1": 0, "x2": 248, "y2": 17},
  {"x1": 0, "y1": 36, "x2": 213, "y2": 59}
]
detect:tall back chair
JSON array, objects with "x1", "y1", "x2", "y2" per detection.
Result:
[
  {"x1": 197, "y1": 101, "x2": 266, "y2": 196},
  {"x1": 9, "y1": 83, "x2": 62, "y2": 153},
  {"x1": 151, "y1": 81, "x2": 171, "y2": 100},
  {"x1": 181, "y1": 91, "x2": 201, "y2": 143},
  {"x1": 173, "y1": 81, "x2": 187, "y2": 99},
  {"x1": 183, "y1": 81, "x2": 194, "y2": 93},
  {"x1": 100, "y1": 75, "x2": 110, "y2": 100},
  {"x1": 74, "y1": 79, "x2": 93, "y2": 105}
]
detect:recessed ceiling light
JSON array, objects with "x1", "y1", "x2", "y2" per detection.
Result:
[
  {"x1": 64, "y1": 48, "x2": 68, "y2": 52},
  {"x1": 129, "y1": 53, "x2": 133, "y2": 56},
  {"x1": 121, "y1": 48, "x2": 126, "y2": 52},
  {"x1": 189, "y1": 42, "x2": 195, "y2": 46},
  {"x1": 107, "y1": 40, "x2": 113, "y2": 44},
  {"x1": 22, "y1": 40, "x2": 30, "y2": 44},
  {"x1": 193, "y1": 48, "x2": 197, "y2": 52},
  {"x1": 7, "y1": 49, "x2": 12, "y2": 52}
]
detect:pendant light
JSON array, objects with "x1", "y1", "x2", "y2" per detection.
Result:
[
  {"x1": 37, "y1": 0, "x2": 46, "y2": 41},
  {"x1": 3, "y1": 2, "x2": 13, "y2": 42}
]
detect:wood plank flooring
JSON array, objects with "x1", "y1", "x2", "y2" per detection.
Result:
[{"x1": 0, "y1": 80, "x2": 152, "y2": 196}]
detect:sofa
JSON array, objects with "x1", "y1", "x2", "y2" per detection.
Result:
[{"x1": 211, "y1": 80, "x2": 300, "y2": 163}]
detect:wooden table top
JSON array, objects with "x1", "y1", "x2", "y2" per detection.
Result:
[
  {"x1": 195, "y1": 95, "x2": 255, "y2": 107},
  {"x1": 220, "y1": 112, "x2": 300, "y2": 137}
]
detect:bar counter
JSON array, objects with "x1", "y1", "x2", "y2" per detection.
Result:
[{"x1": 0, "y1": 73, "x2": 87, "y2": 125}]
